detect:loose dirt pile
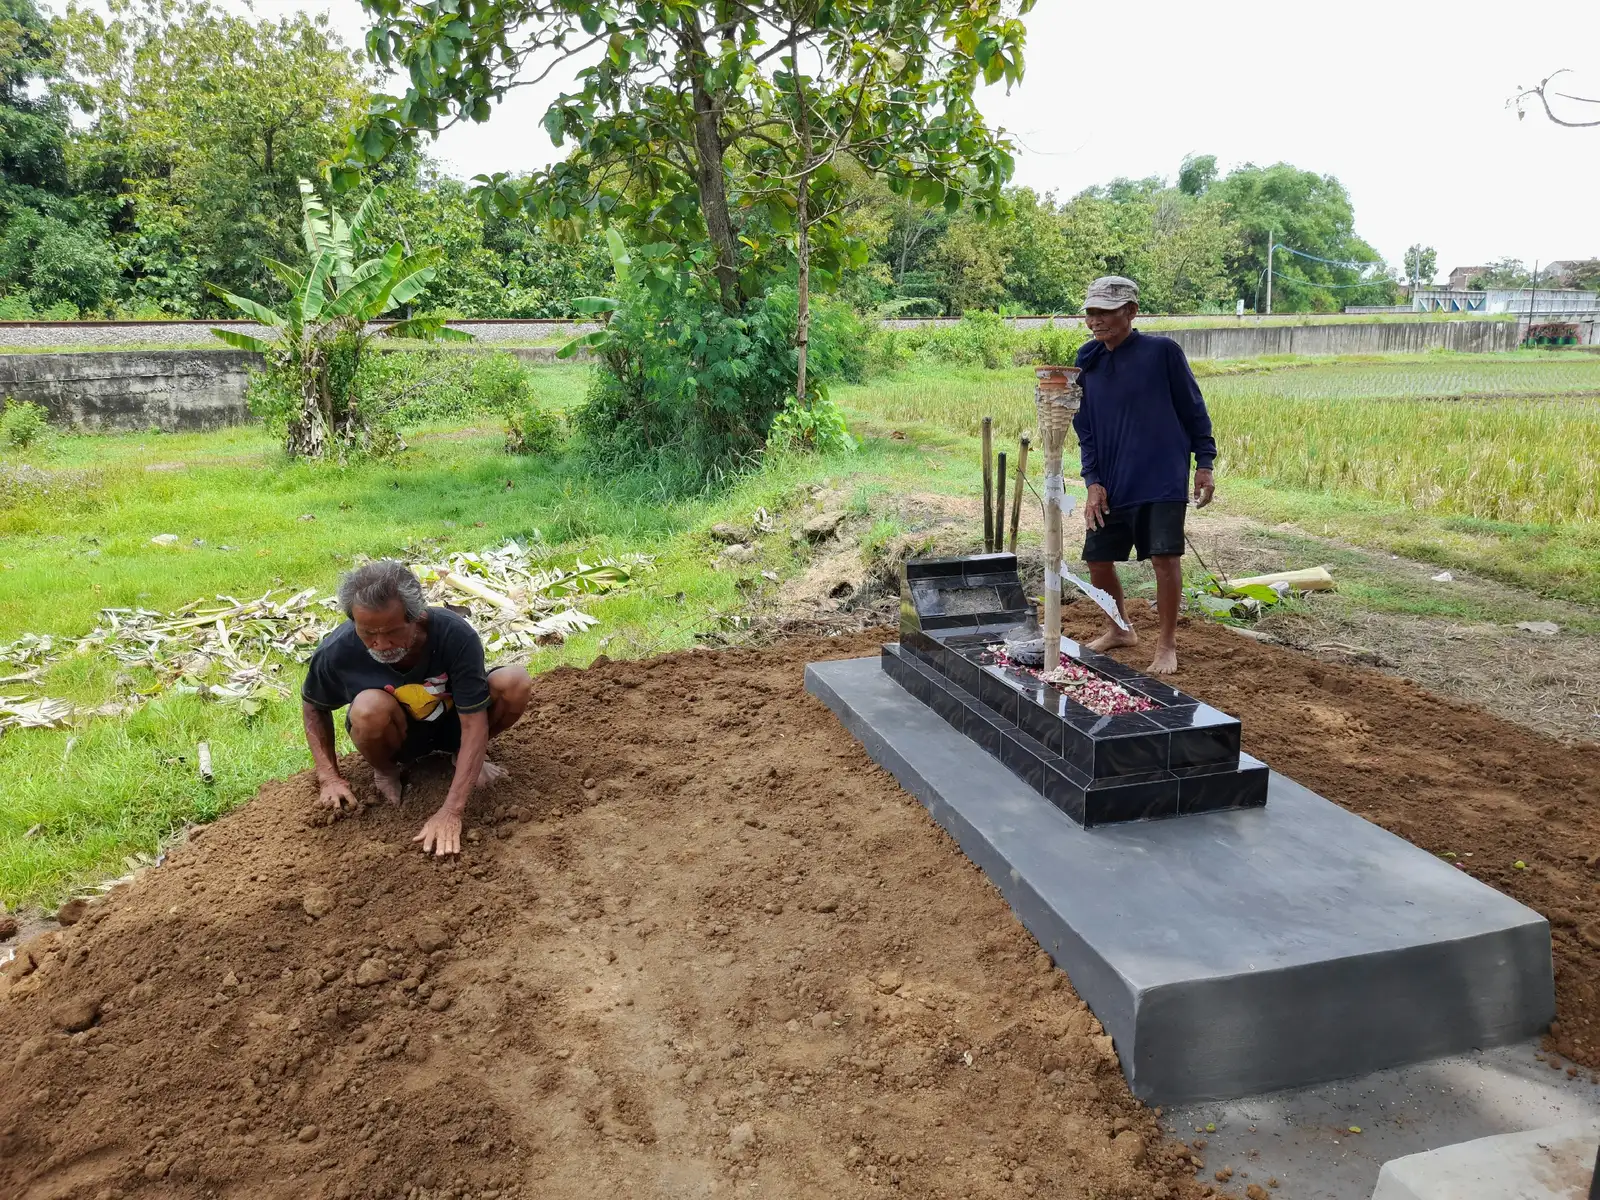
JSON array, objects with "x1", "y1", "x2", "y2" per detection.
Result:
[
  {"x1": 1068, "y1": 606, "x2": 1600, "y2": 1076},
  {"x1": 1, "y1": 635, "x2": 1213, "y2": 1200},
  {"x1": 5, "y1": 613, "x2": 1598, "y2": 1199}
]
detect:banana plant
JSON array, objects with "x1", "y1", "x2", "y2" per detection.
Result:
[{"x1": 209, "y1": 179, "x2": 470, "y2": 459}]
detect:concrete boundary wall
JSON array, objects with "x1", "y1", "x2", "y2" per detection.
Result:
[
  {"x1": 0, "y1": 319, "x2": 1542, "y2": 432},
  {"x1": 0, "y1": 350, "x2": 257, "y2": 432},
  {"x1": 0, "y1": 313, "x2": 1517, "y2": 350},
  {"x1": 1162, "y1": 319, "x2": 1520, "y2": 359}
]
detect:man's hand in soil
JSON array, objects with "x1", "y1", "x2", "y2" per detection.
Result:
[
  {"x1": 1084, "y1": 483, "x2": 1110, "y2": 530},
  {"x1": 319, "y1": 775, "x2": 358, "y2": 812},
  {"x1": 413, "y1": 805, "x2": 463, "y2": 857},
  {"x1": 1193, "y1": 468, "x2": 1215, "y2": 508}
]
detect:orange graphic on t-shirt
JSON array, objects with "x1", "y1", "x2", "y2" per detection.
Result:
[{"x1": 387, "y1": 674, "x2": 452, "y2": 722}]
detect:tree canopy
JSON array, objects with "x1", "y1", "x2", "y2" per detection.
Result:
[
  {"x1": 0, "y1": 0, "x2": 116, "y2": 314},
  {"x1": 0, "y1": 0, "x2": 1400, "y2": 321}
]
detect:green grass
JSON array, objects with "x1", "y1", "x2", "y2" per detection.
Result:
[
  {"x1": 0, "y1": 368, "x2": 975, "y2": 905},
  {"x1": 8, "y1": 347, "x2": 1600, "y2": 906},
  {"x1": 841, "y1": 353, "x2": 1600, "y2": 571}
]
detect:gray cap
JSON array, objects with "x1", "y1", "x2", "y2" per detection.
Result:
[{"x1": 1083, "y1": 276, "x2": 1140, "y2": 312}]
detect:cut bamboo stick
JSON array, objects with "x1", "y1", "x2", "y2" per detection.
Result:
[
  {"x1": 995, "y1": 451, "x2": 1007, "y2": 556},
  {"x1": 442, "y1": 571, "x2": 520, "y2": 612},
  {"x1": 1008, "y1": 435, "x2": 1030, "y2": 553},
  {"x1": 980, "y1": 416, "x2": 994, "y2": 552},
  {"x1": 1225, "y1": 566, "x2": 1335, "y2": 592}
]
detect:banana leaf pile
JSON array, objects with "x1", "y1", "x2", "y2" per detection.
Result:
[{"x1": 0, "y1": 541, "x2": 645, "y2": 733}]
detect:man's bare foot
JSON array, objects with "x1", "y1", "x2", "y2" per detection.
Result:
[
  {"x1": 1146, "y1": 644, "x2": 1179, "y2": 675},
  {"x1": 372, "y1": 770, "x2": 403, "y2": 805},
  {"x1": 1087, "y1": 626, "x2": 1139, "y2": 653},
  {"x1": 477, "y1": 759, "x2": 507, "y2": 789}
]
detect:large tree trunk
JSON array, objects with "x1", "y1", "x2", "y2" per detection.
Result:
[
  {"x1": 795, "y1": 174, "x2": 810, "y2": 404},
  {"x1": 791, "y1": 34, "x2": 814, "y2": 405},
  {"x1": 679, "y1": 16, "x2": 741, "y2": 310}
]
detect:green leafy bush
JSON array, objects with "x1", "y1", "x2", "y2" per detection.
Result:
[
  {"x1": 871, "y1": 313, "x2": 1089, "y2": 372},
  {"x1": 768, "y1": 393, "x2": 855, "y2": 455},
  {"x1": 569, "y1": 234, "x2": 867, "y2": 489},
  {"x1": 1, "y1": 399, "x2": 51, "y2": 449},
  {"x1": 504, "y1": 399, "x2": 562, "y2": 455}
]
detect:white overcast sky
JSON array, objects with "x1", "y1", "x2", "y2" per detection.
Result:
[{"x1": 237, "y1": 0, "x2": 1600, "y2": 281}]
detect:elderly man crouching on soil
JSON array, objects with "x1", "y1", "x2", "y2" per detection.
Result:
[
  {"x1": 301, "y1": 559, "x2": 532, "y2": 855},
  {"x1": 1074, "y1": 275, "x2": 1217, "y2": 675}
]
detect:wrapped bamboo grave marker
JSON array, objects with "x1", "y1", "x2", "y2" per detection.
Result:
[{"x1": 1034, "y1": 366, "x2": 1083, "y2": 672}]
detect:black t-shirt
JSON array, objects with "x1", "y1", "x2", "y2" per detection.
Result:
[{"x1": 302, "y1": 606, "x2": 491, "y2": 723}]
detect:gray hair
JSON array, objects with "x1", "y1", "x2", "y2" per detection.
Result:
[{"x1": 338, "y1": 559, "x2": 426, "y2": 620}]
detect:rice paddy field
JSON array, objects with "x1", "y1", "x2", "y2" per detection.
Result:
[{"x1": 838, "y1": 351, "x2": 1600, "y2": 526}]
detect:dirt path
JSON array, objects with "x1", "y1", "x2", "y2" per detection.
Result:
[{"x1": 0, "y1": 635, "x2": 1207, "y2": 1200}]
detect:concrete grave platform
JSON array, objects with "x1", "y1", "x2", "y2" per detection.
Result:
[
  {"x1": 806, "y1": 656, "x2": 1555, "y2": 1104},
  {"x1": 1371, "y1": 1118, "x2": 1600, "y2": 1200}
]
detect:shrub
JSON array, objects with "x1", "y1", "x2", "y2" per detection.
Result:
[
  {"x1": 1028, "y1": 321, "x2": 1090, "y2": 366},
  {"x1": 865, "y1": 313, "x2": 1089, "y2": 374},
  {"x1": 768, "y1": 392, "x2": 856, "y2": 455},
  {"x1": 505, "y1": 399, "x2": 562, "y2": 455},
  {"x1": 1, "y1": 399, "x2": 50, "y2": 450},
  {"x1": 572, "y1": 237, "x2": 868, "y2": 488}
]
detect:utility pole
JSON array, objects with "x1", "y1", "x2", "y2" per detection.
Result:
[
  {"x1": 1266, "y1": 231, "x2": 1274, "y2": 316},
  {"x1": 1528, "y1": 260, "x2": 1540, "y2": 345}
]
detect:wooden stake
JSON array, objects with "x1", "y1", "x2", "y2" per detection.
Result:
[
  {"x1": 995, "y1": 451, "x2": 1007, "y2": 556},
  {"x1": 1008, "y1": 435, "x2": 1030, "y2": 553},
  {"x1": 980, "y1": 416, "x2": 994, "y2": 552}
]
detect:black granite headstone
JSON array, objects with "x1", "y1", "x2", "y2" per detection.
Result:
[{"x1": 886, "y1": 553, "x2": 1266, "y2": 827}]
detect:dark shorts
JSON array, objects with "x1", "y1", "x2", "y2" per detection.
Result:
[
  {"x1": 1082, "y1": 501, "x2": 1187, "y2": 562},
  {"x1": 344, "y1": 666, "x2": 505, "y2": 764}
]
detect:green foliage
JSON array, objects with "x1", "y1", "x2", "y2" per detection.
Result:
[
  {"x1": 768, "y1": 393, "x2": 855, "y2": 455},
  {"x1": 882, "y1": 314, "x2": 1089, "y2": 370},
  {"x1": 1, "y1": 397, "x2": 49, "y2": 448},
  {"x1": 1403, "y1": 244, "x2": 1437, "y2": 288},
  {"x1": 1185, "y1": 573, "x2": 1284, "y2": 624},
  {"x1": 1468, "y1": 257, "x2": 1534, "y2": 289},
  {"x1": 61, "y1": 0, "x2": 371, "y2": 316},
  {"x1": 567, "y1": 234, "x2": 866, "y2": 487},
  {"x1": 363, "y1": 156, "x2": 614, "y2": 318},
  {"x1": 863, "y1": 179, "x2": 1242, "y2": 317},
  {"x1": 504, "y1": 398, "x2": 562, "y2": 455},
  {"x1": 210, "y1": 180, "x2": 469, "y2": 459},
  {"x1": 1209, "y1": 162, "x2": 1395, "y2": 311},
  {"x1": 0, "y1": 0, "x2": 118, "y2": 313}
]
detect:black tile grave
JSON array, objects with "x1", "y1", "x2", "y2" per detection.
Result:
[{"x1": 886, "y1": 553, "x2": 1266, "y2": 827}]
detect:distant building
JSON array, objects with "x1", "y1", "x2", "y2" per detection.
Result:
[
  {"x1": 1447, "y1": 265, "x2": 1490, "y2": 290},
  {"x1": 1412, "y1": 286, "x2": 1598, "y2": 314},
  {"x1": 1544, "y1": 260, "x2": 1600, "y2": 288}
]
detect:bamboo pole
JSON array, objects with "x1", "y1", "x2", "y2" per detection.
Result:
[
  {"x1": 1035, "y1": 369, "x2": 1081, "y2": 673},
  {"x1": 1008, "y1": 435, "x2": 1030, "y2": 553},
  {"x1": 980, "y1": 416, "x2": 994, "y2": 552},
  {"x1": 995, "y1": 451, "x2": 1007, "y2": 556}
]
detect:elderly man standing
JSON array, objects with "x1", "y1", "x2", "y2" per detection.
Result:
[
  {"x1": 301, "y1": 559, "x2": 533, "y2": 855},
  {"x1": 1072, "y1": 276, "x2": 1216, "y2": 675}
]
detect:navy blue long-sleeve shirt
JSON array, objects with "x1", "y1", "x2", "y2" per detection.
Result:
[{"x1": 1072, "y1": 329, "x2": 1216, "y2": 508}]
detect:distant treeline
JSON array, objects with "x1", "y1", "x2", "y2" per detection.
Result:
[{"x1": 1, "y1": 0, "x2": 1399, "y2": 320}]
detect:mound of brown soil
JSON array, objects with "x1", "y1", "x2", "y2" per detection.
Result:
[
  {"x1": 0, "y1": 635, "x2": 1212, "y2": 1200},
  {"x1": 1070, "y1": 606, "x2": 1600, "y2": 1076}
]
